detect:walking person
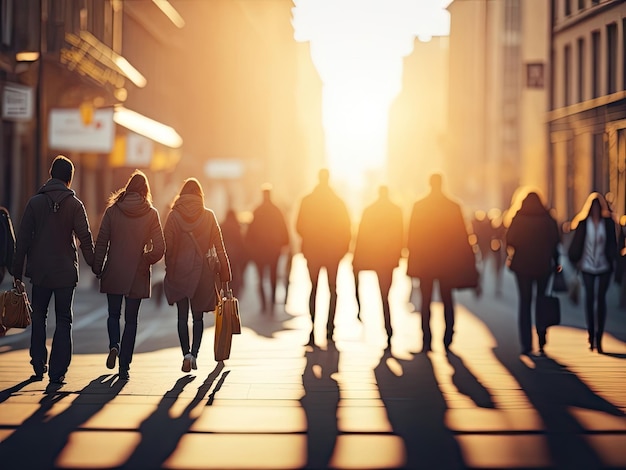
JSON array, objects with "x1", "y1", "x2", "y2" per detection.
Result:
[
  {"x1": 407, "y1": 173, "x2": 478, "y2": 353},
  {"x1": 296, "y1": 169, "x2": 351, "y2": 345},
  {"x1": 567, "y1": 193, "x2": 618, "y2": 353},
  {"x1": 245, "y1": 184, "x2": 290, "y2": 311},
  {"x1": 505, "y1": 189, "x2": 561, "y2": 356},
  {"x1": 92, "y1": 170, "x2": 165, "y2": 380},
  {"x1": 220, "y1": 208, "x2": 248, "y2": 298},
  {"x1": 12, "y1": 155, "x2": 94, "y2": 383},
  {"x1": 163, "y1": 178, "x2": 232, "y2": 372},
  {"x1": 352, "y1": 185, "x2": 403, "y2": 348}
]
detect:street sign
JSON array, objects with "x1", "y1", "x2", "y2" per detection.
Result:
[
  {"x1": 2, "y1": 83, "x2": 34, "y2": 121},
  {"x1": 49, "y1": 108, "x2": 115, "y2": 153}
]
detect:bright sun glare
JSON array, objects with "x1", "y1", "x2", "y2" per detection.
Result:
[{"x1": 292, "y1": 0, "x2": 451, "y2": 192}]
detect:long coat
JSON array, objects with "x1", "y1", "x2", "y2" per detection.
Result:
[
  {"x1": 93, "y1": 192, "x2": 165, "y2": 299},
  {"x1": 506, "y1": 205, "x2": 560, "y2": 278},
  {"x1": 567, "y1": 218, "x2": 617, "y2": 272},
  {"x1": 353, "y1": 196, "x2": 403, "y2": 273},
  {"x1": 296, "y1": 184, "x2": 351, "y2": 266},
  {"x1": 407, "y1": 191, "x2": 478, "y2": 287},
  {"x1": 163, "y1": 194, "x2": 231, "y2": 311},
  {"x1": 13, "y1": 178, "x2": 94, "y2": 289}
]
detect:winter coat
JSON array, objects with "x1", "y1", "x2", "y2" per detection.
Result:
[
  {"x1": 506, "y1": 204, "x2": 560, "y2": 278},
  {"x1": 12, "y1": 178, "x2": 94, "y2": 289},
  {"x1": 93, "y1": 192, "x2": 165, "y2": 299},
  {"x1": 353, "y1": 196, "x2": 403, "y2": 273},
  {"x1": 246, "y1": 200, "x2": 289, "y2": 264},
  {"x1": 296, "y1": 184, "x2": 351, "y2": 265},
  {"x1": 567, "y1": 218, "x2": 617, "y2": 272},
  {"x1": 163, "y1": 194, "x2": 231, "y2": 311},
  {"x1": 407, "y1": 192, "x2": 478, "y2": 287}
]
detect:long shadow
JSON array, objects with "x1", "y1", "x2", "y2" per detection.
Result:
[
  {"x1": 0, "y1": 374, "x2": 125, "y2": 468},
  {"x1": 300, "y1": 342, "x2": 340, "y2": 469},
  {"x1": 445, "y1": 350, "x2": 496, "y2": 409},
  {"x1": 490, "y1": 326, "x2": 625, "y2": 469},
  {"x1": 374, "y1": 349, "x2": 465, "y2": 469},
  {"x1": 0, "y1": 377, "x2": 41, "y2": 404},
  {"x1": 120, "y1": 362, "x2": 227, "y2": 469}
]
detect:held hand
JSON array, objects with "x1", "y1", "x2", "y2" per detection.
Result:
[{"x1": 555, "y1": 264, "x2": 563, "y2": 273}]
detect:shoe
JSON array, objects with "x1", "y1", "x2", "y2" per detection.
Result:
[
  {"x1": 106, "y1": 347, "x2": 118, "y2": 369},
  {"x1": 182, "y1": 353, "x2": 193, "y2": 373},
  {"x1": 50, "y1": 375, "x2": 66, "y2": 385},
  {"x1": 191, "y1": 355, "x2": 198, "y2": 370},
  {"x1": 119, "y1": 369, "x2": 129, "y2": 380},
  {"x1": 31, "y1": 365, "x2": 48, "y2": 381}
]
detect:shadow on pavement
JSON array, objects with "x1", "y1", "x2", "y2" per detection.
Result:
[
  {"x1": 374, "y1": 349, "x2": 465, "y2": 470},
  {"x1": 0, "y1": 374, "x2": 125, "y2": 468},
  {"x1": 445, "y1": 350, "x2": 496, "y2": 409}
]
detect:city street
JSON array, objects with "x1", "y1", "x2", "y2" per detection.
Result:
[{"x1": 0, "y1": 254, "x2": 625, "y2": 469}]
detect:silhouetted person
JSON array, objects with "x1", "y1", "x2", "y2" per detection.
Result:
[
  {"x1": 220, "y1": 208, "x2": 248, "y2": 298},
  {"x1": 296, "y1": 169, "x2": 351, "y2": 345},
  {"x1": 246, "y1": 184, "x2": 290, "y2": 311},
  {"x1": 163, "y1": 178, "x2": 232, "y2": 373},
  {"x1": 567, "y1": 193, "x2": 618, "y2": 353},
  {"x1": 407, "y1": 173, "x2": 478, "y2": 353},
  {"x1": 0, "y1": 206, "x2": 15, "y2": 286},
  {"x1": 12, "y1": 155, "x2": 94, "y2": 383},
  {"x1": 505, "y1": 189, "x2": 560, "y2": 356},
  {"x1": 92, "y1": 170, "x2": 165, "y2": 380},
  {"x1": 352, "y1": 185, "x2": 403, "y2": 348}
]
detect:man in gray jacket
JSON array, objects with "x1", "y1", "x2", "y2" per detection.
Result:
[{"x1": 12, "y1": 155, "x2": 94, "y2": 383}]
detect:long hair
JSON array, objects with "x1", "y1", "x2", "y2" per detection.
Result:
[
  {"x1": 171, "y1": 177, "x2": 204, "y2": 207},
  {"x1": 570, "y1": 192, "x2": 611, "y2": 230},
  {"x1": 503, "y1": 186, "x2": 547, "y2": 228},
  {"x1": 107, "y1": 170, "x2": 152, "y2": 207}
]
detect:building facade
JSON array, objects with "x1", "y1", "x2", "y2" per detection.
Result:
[{"x1": 549, "y1": 0, "x2": 626, "y2": 222}]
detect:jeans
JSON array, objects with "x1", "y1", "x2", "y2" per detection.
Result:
[
  {"x1": 107, "y1": 294, "x2": 142, "y2": 370},
  {"x1": 30, "y1": 285, "x2": 75, "y2": 379},
  {"x1": 514, "y1": 272, "x2": 549, "y2": 353},
  {"x1": 176, "y1": 297, "x2": 204, "y2": 357},
  {"x1": 581, "y1": 271, "x2": 611, "y2": 345}
]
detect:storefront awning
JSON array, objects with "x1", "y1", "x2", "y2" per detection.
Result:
[{"x1": 113, "y1": 106, "x2": 183, "y2": 149}]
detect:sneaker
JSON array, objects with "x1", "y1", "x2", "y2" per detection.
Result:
[
  {"x1": 106, "y1": 347, "x2": 118, "y2": 369},
  {"x1": 191, "y1": 355, "x2": 198, "y2": 370},
  {"x1": 182, "y1": 354, "x2": 193, "y2": 373}
]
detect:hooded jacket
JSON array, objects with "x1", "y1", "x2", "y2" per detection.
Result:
[
  {"x1": 12, "y1": 178, "x2": 94, "y2": 288},
  {"x1": 163, "y1": 194, "x2": 231, "y2": 309},
  {"x1": 93, "y1": 192, "x2": 165, "y2": 298}
]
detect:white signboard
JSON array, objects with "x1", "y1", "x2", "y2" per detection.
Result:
[
  {"x1": 49, "y1": 108, "x2": 115, "y2": 153},
  {"x1": 125, "y1": 132, "x2": 153, "y2": 167},
  {"x1": 204, "y1": 159, "x2": 244, "y2": 179},
  {"x1": 2, "y1": 83, "x2": 34, "y2": 120}
]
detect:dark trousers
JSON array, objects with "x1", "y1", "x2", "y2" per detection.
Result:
[
  {"x1": 176, "y1": 297, "x2": 204, "y2": 357},
  {"x1": 30, "y1": 285, "x2": 75, "y2": 379},
  {"x1": 514, "y1": 272, "x2": 549, "y2": 353},
  {"x1": 254, "y1": 257, "x2": 279, "y2": 307},
  {"x1": 355, "y1": 269, "x2": 393, "y2": 338},
  {"x1": 307, "y1": 259, "x2": 339, "y2": 336},
  {"x1": 107, "y1": 294, "x2": 142, "y2": 370},
  {"x1": 419, "y1": 277, "x2": 454, "y2": 349},
  {"x1": 581, "y1": 271, "x2": 611, "y2": 345}
]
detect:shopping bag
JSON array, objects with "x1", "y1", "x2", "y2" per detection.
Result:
[
  {"x1": 224, "y1": 288, "x2": 241, "y2": 335},
  {"x1": 214, "y1": 291, "x2": 233, "y2": 361},
  {"x1": 553, "y1": 270, "x2": 568, "y2": 292},
  {"x1": 0, "y1": 280, "x2": 32, "y2": 334},
  {"x1": 536, "y1": 295, "x2": 561, "y2": 330}
]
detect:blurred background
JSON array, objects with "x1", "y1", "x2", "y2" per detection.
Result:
[{"x1": 0, "y1": 0, "x2": 624, "y2": 236}]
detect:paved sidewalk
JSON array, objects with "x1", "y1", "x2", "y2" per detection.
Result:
[{"x1": 0, "y1": 255, "x2": 625, "y2": 469}]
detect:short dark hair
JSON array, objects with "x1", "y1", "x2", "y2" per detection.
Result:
[{"x1": 50, "y1": 155, "x2": 74, "y2": 184}]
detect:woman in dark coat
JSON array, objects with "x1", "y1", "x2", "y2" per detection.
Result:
[
  {"x1": 505, "y1": 189, "x2": 560, "y2": 356},
  {"x1": 567, "y1": 192, "x2": 618, "y2": 353},
  {"x1": 92, "y1": 170, "x2": 165, "y2": 380},
  {"x1": 163, "y1": 178, "x2": 231, "y2": 372}
]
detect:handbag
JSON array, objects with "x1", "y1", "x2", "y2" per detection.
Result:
[
  {"x1": 568, "y1": 271, "x2": 581, "y2": 305},
  {"x1": 552, "y1": 269, "x2": 567, "y2": 292},
  {"x1": 0, "y1": 280, "x2": 32, "y2": 334},
  {"x1": 214, "y1": 287, "x2": 233, "y2": 361},
  {"x1": 536, "y1": 273, "x2": 561, "y2": 330},
  {"x1": 223, "y1": 284, "x2": 241, "y2": 335}
]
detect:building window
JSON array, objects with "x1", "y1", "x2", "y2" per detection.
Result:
[
  {"x1": 578, "y1": 0, "x2": 585, "y2": 10},
  {"x1": 564, "y1": 44, "x2": 572, "y2": 106},
  {"x1": 592, "y1": 30, "x2": 601, "y2": 98},
  {"x1": 607, "y1": 23, "x2": 617, "y2": 94},
  {"x1": 565, "y1": 0, "x2": 572, "y2": 16},
  {"x1": 623, "y1": 19, "x2": 626, "y2": 90},
  {"x1": 577, "y1": 37, "x2": 585, "y2": 102}
]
